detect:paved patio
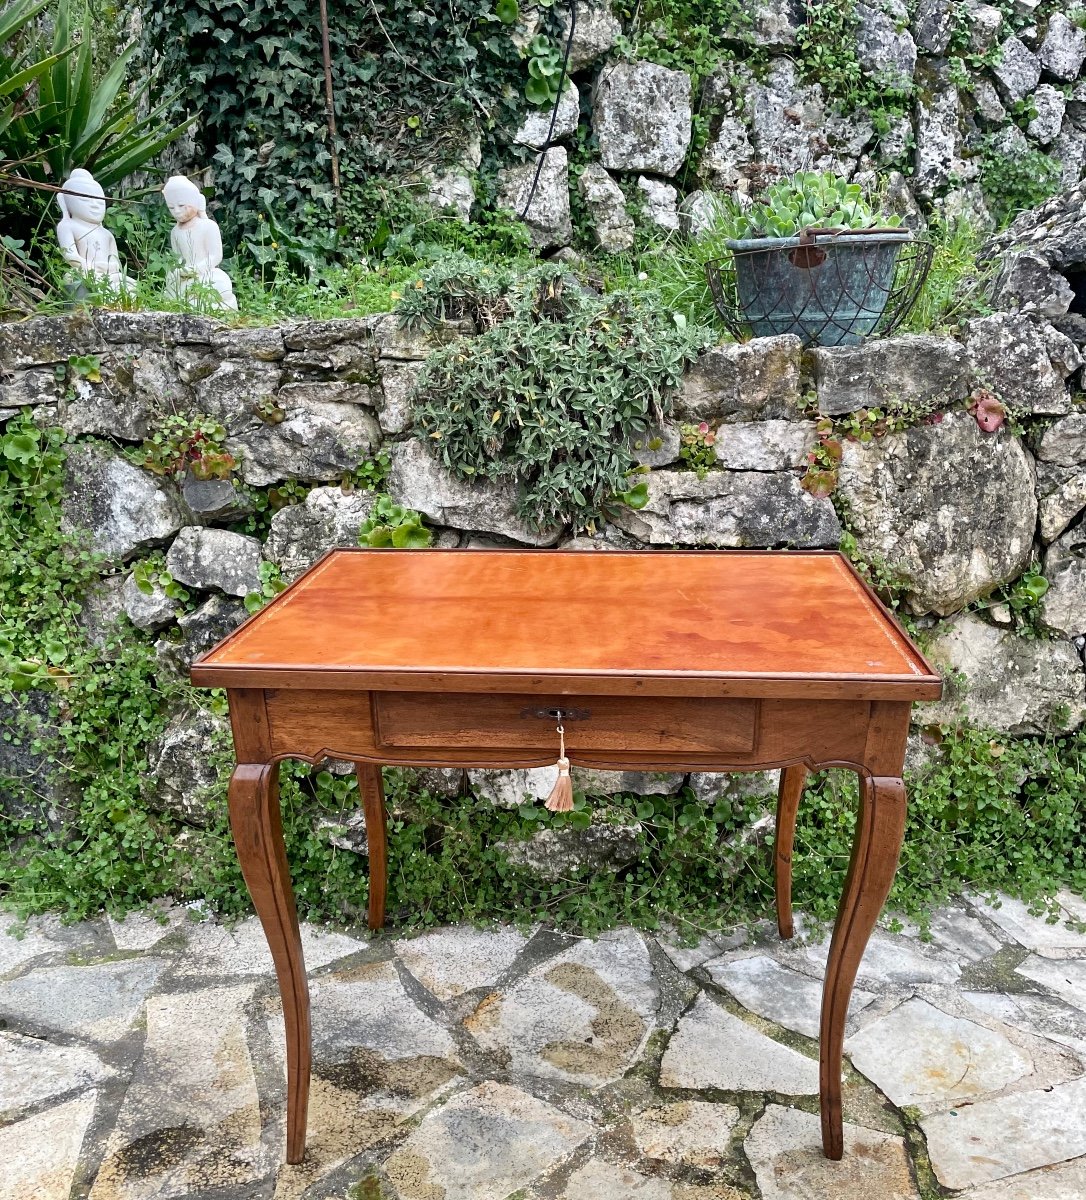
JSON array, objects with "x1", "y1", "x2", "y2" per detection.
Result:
[{"x1": 3, "y1": 893, "x2": 1086, "y2": 1200}]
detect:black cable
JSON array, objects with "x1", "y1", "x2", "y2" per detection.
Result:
[{"x1": 518, "y1": 1, "x2": 577, "y2": 221}]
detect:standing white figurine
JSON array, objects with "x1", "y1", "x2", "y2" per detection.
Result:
[
  {"x1": 161, "y1": 175, "x2": 238, "y2": 311},
  {"x1": 55, "y1": 169, "x2": 132, "y2": 294}
]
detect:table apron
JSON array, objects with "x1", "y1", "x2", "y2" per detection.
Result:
[{"x1": 227, "y1": 689, "x2": 909, "y2": 777}]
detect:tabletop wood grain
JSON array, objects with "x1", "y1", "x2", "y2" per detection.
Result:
[{"x1": 192, "y1": 548, "x2": 939, "y2": 698}]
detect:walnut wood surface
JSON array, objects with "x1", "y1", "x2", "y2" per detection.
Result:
[
  {"x1": 261, "y1": 690, "x2": 879, "y2": 771},
  {"x1": 197, "y1": 551, "x2": 937, "y2": 1164},
  {"x1": 192, "y1": 549, "x2": 940, "y2": 699},
  {"x1": 775, "y1": 765, "x2": 807, "y2": 940},
  {"x1": 228, "y1": 763, "x2": 310, "y2": 1164},
  {"x1": 374, "y1": 691, "x2": 758, "y2": 753},
  {"x1": 820, "y1": 775, "x2": 907, "y2": 1159},
  {"x1": 355, "y1": 762, "x2": 387, "y2": 931}
]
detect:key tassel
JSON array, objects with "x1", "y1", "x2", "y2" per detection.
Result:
[{"x1": 544, "y1": 722, "x2": 574, "y2": 812}]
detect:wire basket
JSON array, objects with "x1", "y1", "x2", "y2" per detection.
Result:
[{"x1": 705, "y1": 229, "x2": 934, "y2": 347}]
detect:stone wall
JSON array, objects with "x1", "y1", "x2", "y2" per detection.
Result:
[
  {"x1": 416, "y1": 0, "x2": 1086, "y2": 247},
  {"x1": 5, "y1": 280, "x2": 1086, "y2": 874}
]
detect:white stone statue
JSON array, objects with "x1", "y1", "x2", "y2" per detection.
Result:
[
  {"x1": 55, "y1": 169, "x2": 132, "y2": 294},
  {"x1": 161, "y1": 175, "x2": 238, "y2": 311}
]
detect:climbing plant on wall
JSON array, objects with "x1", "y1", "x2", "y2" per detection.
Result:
[{"x1": 141, "y1": 0, "x2": 533, "y2": 256}]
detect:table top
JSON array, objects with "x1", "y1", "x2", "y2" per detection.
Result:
[{"x1": 191, "y1": 549, "x2": 940, "y2": 699}]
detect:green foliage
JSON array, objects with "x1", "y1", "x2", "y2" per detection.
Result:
[
  {"x1": 0, "y1": 414, "x2": 74, "y2": 691},
  {"x1": 978, "y1": 136, "x2": 1063, "y2": 229},
  {"x1": 795, "y1": 0, "x2": 911, "y2": 116},
  {"x1": 129, "y1": 414, "x2": 236, "y2": 480},
  {"x1": 132, "y1": 553, "x2": 190, "y2": 606},
  {"x1": 524, "y1": 34, "x2": 566, "y2": 107},
  {"x1": 1, "y1": 0, "x2": 192, "y2": 241},
  {"x1": 0, "y1": 1, "x2": 71, "y2": 140},
  {"x1": 350, "y1": 448, "x2": 392, "y2": 493},
  {"x1": 898, "y1": 218, "x2": 993, "y2": 334},
  {"x1": 397, "y1": 252, "x2": 515, "y2": 330},
  {"x1": 358, "y1": 496, "x2": 433, "y2": 548},
  {"x1": 0, "y1": 425, "x2": 1082, "y2": 929},
  {"x1": 837, "y1": 516, "x2": 912, "y2": 622},
  {"x1": 976, "y1": 564, "x2": 1051, "y2": 638},
  {"x1": 799, "y1": 421, "x2": 844, "y2": 499},
  {"x1": 0, "y1": 414, "x2": 194, "y2": 915},
  {"x1": 732, "y1": 172, "x2": 899, "y2": 240},
  {"x1": 800, "y1": 726, "x2": 1086, "y2": 925},
  {"x1": 142, "y1": 0, "x2": 531, "y2": 253},
  {"x1": 234, "y1": 479, "x2": 311, "y2": 539},
  {"x1": 617, "y1": 0, "x2": 754, "y2": 82},
  {"x1": 244, "y1": 561, "x2": 287, "y2": 613},
  {"x1": 407, "y1": 258, "x2": 707, "y2": 531},
  {"x1": 678, "y1": 421, "x2": 718, "y2": 478},
  {"x1": 601, "y1": 202, "x2": 993, "y2": 339}
]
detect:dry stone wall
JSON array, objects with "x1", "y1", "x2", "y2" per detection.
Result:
[
  {"x1": 402, "y1": 1, "x2": 1086, "y2": 247},
  {"x1": 4, "y1": 289, "x2": 1086, "y2": 872}
]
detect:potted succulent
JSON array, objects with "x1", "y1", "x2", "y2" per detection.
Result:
[{"x1": 707, "y1": 172, "x2": 920, "y2": 347}]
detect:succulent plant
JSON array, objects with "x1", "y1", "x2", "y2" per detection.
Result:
[{"x1": 732, "y1": 171, "x2": 902, "y2": 240}]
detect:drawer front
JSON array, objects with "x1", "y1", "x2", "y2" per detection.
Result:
[{"x1": 373, "y1": 693, "x2": 758, "y2": 755}]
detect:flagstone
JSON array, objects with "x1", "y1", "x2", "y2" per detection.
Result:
[
  {"x1": 959, "y1": 1157, "x2": 1086, "y2": 1198},
  {"x1": 920, "y1": 1077, "x2": 1086, "y2": 1190},
  {"x1": 271, "y1": 1078, "x2": 403, "y2": 1200},
  {"x1": 89, "y1": 982, "x2": 269, "y2": 1200},
  {"x1": 656, "y1": 927, "x2": 748, "y2": 973},
  {"x1": 804, "y1": 929, "x2": 961, "y2": 987},
  {"x1": 0, "y1": 957, "x2": 165, "y2": 1042},
  {"x1": 266, "y1": 964, "x2": 463, "y2": 1195},
  {"x1": 1057, "y1": 889, "x2": 1086, "y2": 924},
  {"x1": 846, "y1": 997, "x2": 1033, "y2": 1110},
  {"x1": 970, "y1": 893, "x2": 1086, "y2": 960},
  {"x1": 963, "y1": 990, "x2": 1086, "y2": 1060},
  {"x1": 660, "y1": 994, "x2": 819, "y2": 1094},
  {"x1": 0, "y1": 1093, "x2": 97, "y2": 1200},
  {"x1": 382, "y1": 1081, "x2": 592, "y2": 1200},
  {"x1": 0, "y1": 920, "x2": 61, "y2": 978},
  {"x1": 1015, "y1": 954, "x2": 1086, "y2": 1012},
  {"x1": 928, "y1": 905, "x2": 1005, "y2": 962},
  {"x1": 0, "y1": 1030, "x2": 110, "y2": 1116},
  {"x1": 108, "y1": 903, "x2": 192, "y2": 951},
  {"x1": 174, "y1": 915, "x2": 365, "y2": 976},
  {"x1": 309, "y1": 960, "x2": 460, "y2": 1067},
  {"x1": 559, "y1": 1160, "x2": 671, "y2": 1199},
  {"x1": 464, "y1": 928, "x2": 658, "y2": 1087},
  {"x1": 745, "y1": 1105, "x2": 918, "y2": 1199},
  {"x1": 395, "y1": 924, "x2": 529, "y2": 1000},
  {"x1": 706, "y1": 954, "x2": 873, "y2": 1038},
  {"x1": 630, "y1": 1100, "x2": 740, "y2": 1168}
]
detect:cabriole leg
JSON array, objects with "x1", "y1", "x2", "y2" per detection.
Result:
[
  {"x1": 775, "y1": 765, "x2": 807, "y2": 940},
  {"x1": 228, "y1": 762, "x2": 310, "y2": 1164},
  {"x1": 819, "y1": 774, "x2": 906, "y2": 1159},
  {"x1": 356, "y1": 763, "x2": 388, "y2": 931}
]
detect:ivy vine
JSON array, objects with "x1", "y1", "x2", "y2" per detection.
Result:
[{"x1": 141, "y1": 0, "x2": 534, "y2": 251}]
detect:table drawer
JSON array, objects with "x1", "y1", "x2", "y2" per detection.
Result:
[{"x1": 373, "y1": 692, "x2": 758, "y2": 755}]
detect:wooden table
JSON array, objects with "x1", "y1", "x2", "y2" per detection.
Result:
[{"x1": 191, "y1": 548, "x2": 941, "y2": 1164}]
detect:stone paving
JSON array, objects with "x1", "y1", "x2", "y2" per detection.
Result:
[{"x1": 3, "y1": 892, "x2": 1086, "y2": 1199}]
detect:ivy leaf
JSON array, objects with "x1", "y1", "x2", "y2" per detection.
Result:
[{"x1": 496, "y1": 0, "x2": 519, "y2": 23}]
